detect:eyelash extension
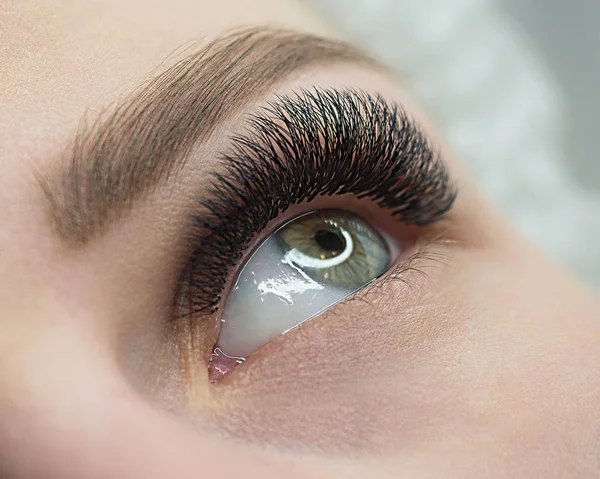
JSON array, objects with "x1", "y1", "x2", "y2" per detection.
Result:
[{"x1": 178, "y1": 88, "x2": 456, "y2": 317}]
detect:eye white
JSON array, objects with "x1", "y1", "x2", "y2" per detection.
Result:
[
  {"x1": 213, "y1": 231, "x2": 358, "y2": 361},
  {"x1": 210, "y1": 210, "x2": 392, "y2": 377}
]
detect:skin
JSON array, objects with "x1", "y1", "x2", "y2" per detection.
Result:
[{"x1": 1, "y1": 1, "x2": 599, "y2": 478}]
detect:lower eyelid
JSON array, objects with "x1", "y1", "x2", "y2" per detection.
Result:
[
  {"x1": 350, "y1": 246, "x2": 441, "y2": 301},
  {"x1": 205, "y1": 241, "x2": 450, "y2": 387},
  {"x1": 206, "y1": 221, "x2": 446, "y2": 383}
]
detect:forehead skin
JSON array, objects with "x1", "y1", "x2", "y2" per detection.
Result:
[
  {"x1": 1, "y1": 1, "x2": 600, "y2": 479},
  {"x1": 0, "y1": 0, "x2": 328, "y2": 179}
]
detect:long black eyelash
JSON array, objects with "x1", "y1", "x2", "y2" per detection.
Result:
[{"x1": 179, "y1": 88, "x2": 456, "y2": 316}]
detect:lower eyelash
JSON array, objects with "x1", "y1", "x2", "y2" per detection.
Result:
[
  {"x1": 335, "y1": 239, "x2": 454, "y2": 313},
  {"x1": 177, "y1": 88, "x2": 456, "y2": 318}
]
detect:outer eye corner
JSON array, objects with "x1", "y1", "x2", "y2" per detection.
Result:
[{"x1": 208, "y1": 209, "x2": 392, "y2": 382}]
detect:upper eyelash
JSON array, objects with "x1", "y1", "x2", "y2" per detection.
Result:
[{"x1": 177, "y1": 88, "x2": 456, "y2": 317}]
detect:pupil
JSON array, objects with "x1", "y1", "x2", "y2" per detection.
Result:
[{"x1": 314, "y1": 229, "x2": 345, "y2": 253}]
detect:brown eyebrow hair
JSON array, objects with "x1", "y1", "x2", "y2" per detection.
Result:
[{"x1": 40, "y1": 27, "x2": 380, "y2": 245}]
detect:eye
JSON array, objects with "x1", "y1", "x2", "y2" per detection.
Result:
[
  {"x1": 209, "y1": 209, "x2": 393, "y2": 381},
  {"x1": 177, "y1": 89, "x2": 456, "y2": 384}
]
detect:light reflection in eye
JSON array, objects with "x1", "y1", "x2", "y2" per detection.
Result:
[{"x1": 209, "y1": 210, "x2": 392, "y2": 382}]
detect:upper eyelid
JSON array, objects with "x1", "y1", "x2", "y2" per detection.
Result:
[
  {"x1": 37, "y1": 27, "x2": 381, "y2": 246},
  {"x1": 179, "y1": 88, "x2": 456, "y2": 317}
]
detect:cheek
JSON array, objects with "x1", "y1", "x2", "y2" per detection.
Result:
[
  {"x1": 199, "y1": 245, "x2": 600, "y2": 463},
  {"x1": 0, "y1": 351, "x2": 324, "y2": 479},
  {"x1": 199, "y1": 253, "x2": 464, "y2": 453}
]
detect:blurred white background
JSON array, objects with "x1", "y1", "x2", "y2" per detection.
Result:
[{"x1": 306, "y1": 0, "x2": 600, "y2": 289}]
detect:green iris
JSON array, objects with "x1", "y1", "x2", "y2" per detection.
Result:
[{"x1": 277, "y1": 210, "x2": 390, "y2": 288}]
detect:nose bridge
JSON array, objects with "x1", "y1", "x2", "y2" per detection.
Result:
[
  {"x1": 0, "y1": 354, "x2": 295, "y2": 479},
  {"x1": 0, "y1": 339, "x2": 144, "y2": 479},
  {"x1": 0, "y1": 279, "x2": 196, "y2": 478},
  {"x1": 0, "y1": 371, "x2": 123, "y2": 479},
  {"x1": 0, "y1": 303, "x2": 118, "y2": 478}
]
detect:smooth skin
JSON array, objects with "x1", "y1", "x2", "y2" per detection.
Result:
[{"x1": 1, "y1": 1, "x2": 599, "y2": 478}]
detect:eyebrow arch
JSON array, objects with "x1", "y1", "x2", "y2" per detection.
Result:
[{"x1": 39, "y1": 27, "x2": 380, "y2": 245}]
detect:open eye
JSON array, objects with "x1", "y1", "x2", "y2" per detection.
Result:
[{"x1": 209, "y1": 209, "x2": 394, "y2": 381}]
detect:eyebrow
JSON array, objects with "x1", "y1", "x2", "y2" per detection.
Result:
[{"x1": 40, "y1": 27, "x2": 380, "y2": 245}]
